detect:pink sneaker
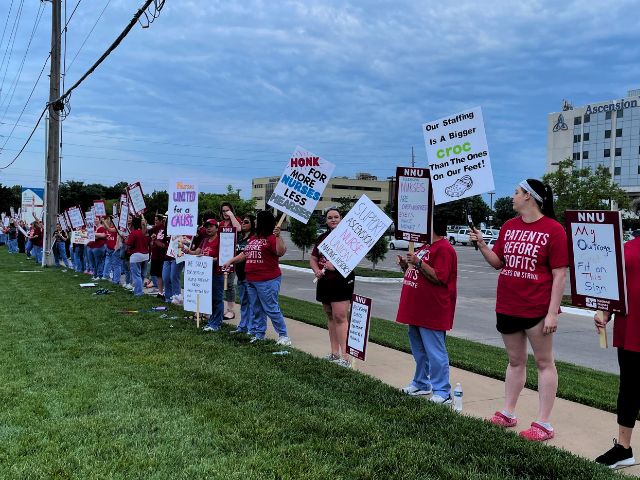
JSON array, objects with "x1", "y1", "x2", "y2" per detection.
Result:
[
  {"x1": 489, "y1": 411, "x2": 517, "y2": 428},
  {"x1": 519, "y1": 422, "x2": 554, "y2": 441}
]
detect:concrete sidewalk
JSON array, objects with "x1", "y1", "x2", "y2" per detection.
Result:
[{"x1": 234, "y1": 315, "x2": 640, "y2": 476}]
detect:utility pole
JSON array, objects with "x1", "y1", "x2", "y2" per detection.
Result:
[
  {"x1": 489, "y1": 191, "x2": 495, "y2": 210},
  {"x1": 411, "y1": 146, "x2": 415, "y2": 167},
  {"x1": 43, "y1": 0, "x2": 62, "y2": 266}
]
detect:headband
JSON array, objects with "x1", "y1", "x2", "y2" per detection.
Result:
[{"x1": 519, "y1": 180, "x2": 543, "y2": 203}]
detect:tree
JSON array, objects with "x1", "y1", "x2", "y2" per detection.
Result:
[
  {"x1": 334, "y1": 195, "x2": 357, "y2": 213},
  {"x1": 366, "y1": 236, "x2": 388, "y2": 270},
  {"x1": 0, "y1": 184, "x2": 21, "y2": 214},
  {"x1": 493, "y1": 196, "x2": 517, "y2": 227},
  {"x1": 433, "y1": 195, "x2": 491, "y2": 227},
  {"x1": 198, "y1": 185, "x2": 256, "y2": 221},
  {"x1": 542, "y1": 158, "x2": 630, "y2": 223},
  {"x1": 288, "y1": 217, "x2": 317, "y2": 259}
]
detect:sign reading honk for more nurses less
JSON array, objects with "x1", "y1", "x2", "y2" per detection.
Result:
[
  {"x1": 267, "y1": 146, "x2": 336, "y2": 223},
  {"x1": 422, "y1": 106, "x2": 495, "y2": 205}
]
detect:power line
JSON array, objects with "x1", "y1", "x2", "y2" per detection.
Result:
[
  {"x1": 0, "y1": 1, "x2": 16, "y2": 66},
  {"x1": 0, "y1": 0, "x2": 25, "y2": 103},
  {"x1": 66, "y1": 0, "x2": 111, "y2": 75},
  {"x1": 0, "y1": 105, "x2": 46, "y2": 170}
]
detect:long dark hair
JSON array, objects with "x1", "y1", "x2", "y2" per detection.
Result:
[
  {"x1": 131, "y1": 217, "x2": 142, "y2": 230},
  {"x1": 242, "y1": 214, "x2": 256, "y2": 238},
  {"x1": 220, "y1": 202, "x2": 235, "y2": 218},
  {"x1": 255, "y1": 210, "x2": 276, "y2": 238},
  {"x1": 525, "y1": 179, "x2": 556, "y2": 220}
]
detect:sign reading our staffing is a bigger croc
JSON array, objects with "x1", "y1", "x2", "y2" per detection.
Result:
[
  {"x1": 422, "y1": 106, "x2": 495, "y2": 205},
  {"x1": 267, "y1": 146, "x2": 335, "y2": 223}
]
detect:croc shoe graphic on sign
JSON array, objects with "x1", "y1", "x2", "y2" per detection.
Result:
[{"x1": 445, "y1": 175, "x2": 473, "y2": 198}]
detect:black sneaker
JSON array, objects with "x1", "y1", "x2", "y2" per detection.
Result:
[{"x1": 595, "y1": 439, "x2": 635, "y2": 469}]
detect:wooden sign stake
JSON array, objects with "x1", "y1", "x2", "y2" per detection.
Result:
[
  {"x1": 596, "y1": 310, "x2": 608, "y2": 349},
  {"x1": 276, "y1": 213, "x2": 287, "y2": 228},
  {"x1": 224, "y1": 272, "x2": 229, "y2": 291},
  {"x1": 196, "y1": 294, "x2": 201, "y2": 329}
]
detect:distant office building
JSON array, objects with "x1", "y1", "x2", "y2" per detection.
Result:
[
  {"x1": 252, "y1": 173, "x2": 392, "y2": 216},
  {"x1": 546, "y1": 89, "x2": 640, "y2": 201}
]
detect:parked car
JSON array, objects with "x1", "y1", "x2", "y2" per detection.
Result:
[
  {"x1": 481, "y1": 228, "x2": 500, "y2": 241},
  {"x1": 448, "y1": 228, "x2": 472, "y2": 246},
  {"x1": 389, "y1": 238, "x2": 424, "y2": 250},
  {"x1": 487, "y1": 238, "x2": 497, "y2": 247}
]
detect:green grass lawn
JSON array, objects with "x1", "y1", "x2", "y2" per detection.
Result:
[
  {"x1": 0, "y1": 251, "x2": 619, "y2": 479},
  {"x1": 281, "y1": 259, "x2": 403, "y2": 278}
]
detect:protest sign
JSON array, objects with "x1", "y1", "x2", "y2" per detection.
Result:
[
  {"x1": 86, "y1": 211, "x2": 95, "y2": 242},
  {"x1": 112, "y1": 203, "x2": 118, "y2": 217},
  {"x1": 57, "y1": 214, "x2": 68, "y2": 231},
  {"x1": 217, "y1": 227, "x2": 236, "y2": 274},
  {"x1": 126, "y1": 181, "x2": 147, "y2": 215},
  {"x1": 168, "y1": 180, "x2": 198, "y2": 236},
  {"x1": 21, "y1": 187, "x2": 44, "y2": 221},
  {"x1": 422, "y1": 107, "x2": 494, "y2": 205},
  {"x1": 118, "y1": 203, "x2": 129, "y2": 233},
  {"x1": 168, "y1": 235, "x2": 193, "y2": 264},
  {"x1": 565, "y1": 210, "x2": 627, "y2": 314},
  {"x1": 71, "y1": 230, "x2": 89, "y2": 245},
  {"x1": 93, "y1": 200, "x2": 107, "y2": 217},
  {"x1": 346, "y1": 294, "x2": 372, "y2": 361},
  {"x1": 267, "y1": 146, "x2": 335, "y2": 223},
  {"x1": 317, "y1": 195, "x2": 393, "y2": 278},
  {"x1": 17, "y1": 225, "x2": 28, "y2": 237},
  {"x1": 2, "y1": 215, "x2": 8, "y2": 227},
  {"x1": 67, "y1": 206, "x2": 85, "y2": 230},
  {"x1": 394, "y1": 167, "x2": 433, "y2": 244},
  {"x1": 183, "y1": 255, "x2": 213, "y2": 315}
]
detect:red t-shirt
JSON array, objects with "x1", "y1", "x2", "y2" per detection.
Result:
[
  {"x1": 150, "y1": 226, "x2": 168, "y2": 260},
  {"x1": 199, "y1": 236, "x2": 221, "y2": 275},
  {"x1": 88, "y1": 226, "x2": 107, "y2": 248},
  {"x1": 396, "y1": 239, "x2": 457, "y2": 330},
  {"x1": 492, "y1": 216, "x2": 569, "y2": 318},
  {"x1": 613, "y1": 237, "x2": 640, "y2": 352},
  {"x1": 30, "y1": 226, "x2": 43, "y2": 247},
  {"x1": 311, "y1": 231, "x2": 345, "y2": 282},
  {"x1": 106, "y1": 228, "x2": 118, "y2": 250},
  {"x1": 244, "y1": 234, "x2": 281, "y2": 282},
  {"x1": 126, "y1": 229, "x2": 149, "y2": 255}
]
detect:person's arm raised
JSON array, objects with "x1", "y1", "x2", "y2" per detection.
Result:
[{"x1": 470, "y1": 227, "x2": 503, "y2": 269}]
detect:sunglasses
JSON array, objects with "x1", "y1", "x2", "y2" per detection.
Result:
[{"x1": 242, "y1": 220, "x2": 251, "y2": 224}]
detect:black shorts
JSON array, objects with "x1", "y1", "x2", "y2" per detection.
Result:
[
  {"x1": 150, "y1": 258, "x2": 164, "y2": 277},
  {"x1": 316, "y1": 272, "x2": 355, "y2": 304},
  {"x1": 496, "y1": 313, "x2": 545, "y2": 335}
]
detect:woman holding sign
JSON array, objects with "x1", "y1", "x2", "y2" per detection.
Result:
[
  {"x1": 126, "y1": 217, "x2": 150, "y2": 297},
  {"x1": 593, "y1": 231, "x2": 640, "y2": 468},
  {"x1": 189, "y1": 218, "x2": 225, "y2": 332},
  {"x1": 224, "y1": 211, "x2": 290, "y2": 346},
  {"x1": 220, "y1": 202, "x2": 242, "y2": 320},
  {"x1": 470, "y1": 179, "x2": 568, "y2": 442},
  {"x1": 310, "y1": 208, "x2": 355, "y2": 367},
  {"x1": 231, "y1": 214, "x2": 257, "y2": 334}
]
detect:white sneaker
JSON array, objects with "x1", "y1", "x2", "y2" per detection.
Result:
[
  {"x1": 276, "y1": 336, "x2": 292, "y2": 346},
  {"x1": 249, "y1": 336, "x2": 263, "y2": 343},
  {"x1": 146, "y1": 287, "x2": 159, "y2": 294},
  {"x1": 202, "y1": 325, "x2": 220, "y2": 332},
  {"x1": 401, "y1": 384, "x2": 432, "y2": 396},
  {"x1": 334, "y1": 358, "x2": 352, "y2": 368},
  {"x1": 429, "y1": 394, "x2": 452, "y2": 405},
  {"x1": 124, "y1": 284, "x2": 134, "y2": 290}
]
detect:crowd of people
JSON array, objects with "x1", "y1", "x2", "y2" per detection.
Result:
[{"x1": 1, "y1": 177, "x2": 638, "y2": 468}]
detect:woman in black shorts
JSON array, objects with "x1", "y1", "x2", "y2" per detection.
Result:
[{"x1": 310, "y1": 208, "x2": 355, "y2": 368}]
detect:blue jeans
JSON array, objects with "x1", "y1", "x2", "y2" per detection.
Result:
[
  {"x1": 25, "y1": 239, "x2": 32, "y2": 257},
  {"x1": 53, "y1": 242, "x2": 70, "y2": 267},
  {"x1": 407, "y1": 325, "x2": 451, "y2": 397},
  {"x1": 31, "y1": 245, "x2": 43, "y2": 264},
  {"x1": 109, "y1": 249, "x2": 123, "y2": 285},
  {"x1": 207, "y1": 274, "x2": 225, "y2": 329},
  {"x1": 246, "y1": 276, "x2": 287, "y2": 339},
  {"x1": 88, "y1": 246, "x2": 106, "y2": 277},
  {"x1": 162, "y1": 259, "x2": 184, "y2": 301},
  {"x1": 130, "y1": 260, "x2": 148, "y2": 296},
  {"x1": 73, "y1": 245, "x2": 84, "y2": 272},
  {"x1": 236, "y1": 278, "x2": 253, "y2": 333},
  {"x1": 103, "y1": 248, "x2": 116, "y2": 279},
  {"x1": 122, "y1": 255, "x2": 131, "y2": 284},
  {"x1": 7, "y1": 238, "x2": 18, "y2": 253}
]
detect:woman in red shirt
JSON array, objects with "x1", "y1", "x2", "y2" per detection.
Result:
[
  {"x1": 126, "y1": 216, "x2": 150, "y2": 296},
  {"x1": 593, "y1": 231, "x2": 640, "y2": 468},
  {"x1": 219, "y1": 202, "x2": 242, "y2": 320},
  {"x1": 471, "y1": 179, "x2": 568, "y2": 441},
  {"x1": 224, "y1": 211, "x2": 290, "y2": 346},
  {"x1": 310, "y1": 208, "x2": 355, "y2": 367}
]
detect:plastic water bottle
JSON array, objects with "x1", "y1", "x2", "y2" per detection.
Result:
[{"x1": 453, "y1": 383, "x2": 463, "y2": 412}]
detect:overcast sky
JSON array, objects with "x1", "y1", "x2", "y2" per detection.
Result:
[{"x1": 0, "y1": 0, "x2": 639, "y2": 202}]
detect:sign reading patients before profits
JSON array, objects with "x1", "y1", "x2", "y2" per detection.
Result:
[
  {"x1": 394, "y1": 167, "x2": 433, "y2": 243},
  {"x1": 317, "y1": 195, "x2": 393, "y2": 278},
  {"x1": 422, "y1": 106, "x2": 495, "y2": 205},
  {"x1": 347, "y1": 294, "x2": 372, "y2": 361},
  {"x1": 267, "y1": 146, "x2": 335, "y2": 223},
  {"x1": 183, "y1": 255, "x2": 213, "y2": 315},
  {"x1": 217, "y1": 227, "x2": 236, "y2": 274},
  {"x1": 168, "y1": 180, "x2": 198, "y2": 236},
  {"x1": 565, "y1": 210, "x2": 627, "y2": 314}
]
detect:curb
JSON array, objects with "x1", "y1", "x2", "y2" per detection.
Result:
[
  {"x1": 280, "y1": 264, "x2": 404, "y2": 284},
  {"x1": 560, "y1": 306, "x2": 594, "y2": 318}
]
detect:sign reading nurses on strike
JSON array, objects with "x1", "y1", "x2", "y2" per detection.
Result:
[
  {"x1": 422, "y1": 106, "x2": 495, "y2": 205},
  {"x1": 267, "y1": 146, "x2": 335, "y2": 223}
]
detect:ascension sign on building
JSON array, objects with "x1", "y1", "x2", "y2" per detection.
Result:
[{"x1": 584, "y1": 98, "x2": 638, "y2": 115}]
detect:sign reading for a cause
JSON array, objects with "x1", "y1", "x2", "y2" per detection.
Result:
[
  {"x1": 394, "y1": 167, "x2": 433, "y2": 243},
  {"x1": 267, "y1": 146, "x2": 335, "y2": 223},
  {"x1": 422, "y1": 106, "x2": 495, "y2": 205},
  {"x1": 168, "y1": 180, "x2": 198, "y2": 236},
  {"x1": 565, "y1": 210, "x2": 627, "y2": 314},
  {"x1": 347, "y1": 294, "x2": 372, "y2": 361},
  {"x1": 317, "y1": 195, "x2": 392, "y2": 278},
  {"x1": 183, "y1": 255, "x2": 213, "y2": 315}
]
